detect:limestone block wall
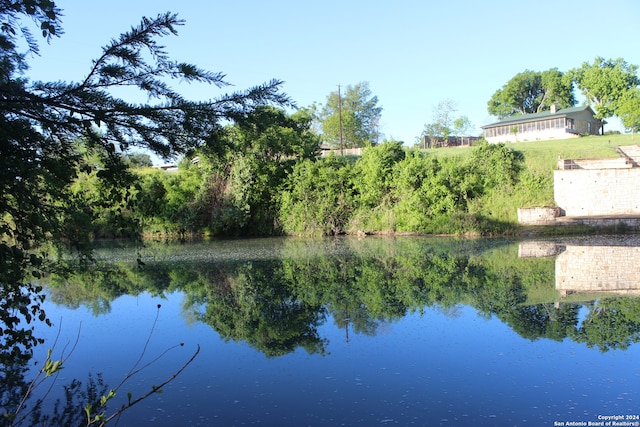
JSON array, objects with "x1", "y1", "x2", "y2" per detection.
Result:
[
  {"x1": 556, "y1": 245, "x2": 640, "y2": 295},
  {"x1": 517, "y1": 207, "x2": 561, "y2": 224},
  {"x1": 554, "y1": 168, "x2": 640, "y2": 216},
  {"x1": 557, "y1": 158, "x2": 631, "y2": 170}
]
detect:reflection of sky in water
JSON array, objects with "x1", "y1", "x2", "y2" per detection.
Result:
[
  {"x1": 32, "y1": 291, "x2": 640, "y2": 427},
  {"x1": 577, "y1": 304, "x2": 591, "y2": 325}
]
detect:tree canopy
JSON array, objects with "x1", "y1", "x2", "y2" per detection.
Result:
[
  {"x1": 315, "y1": 81, "x2": 382, "y2": 149},
  {"x1": 569, "y1": 56, "x2": 640, "y2": 120},
  {"x1": 487, "y1": 69, "x2": 575, "y2": 119},
  {"x1": 1, "y1": 6, "x2": 292, "y2": 248},
  {"x1": 617, "y1": 87, "x2": 640, "y2": 133},
  {"x1": 0, "y1": 0, "x2": 292, "y2": 387}
]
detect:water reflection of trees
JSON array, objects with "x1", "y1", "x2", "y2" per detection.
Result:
[
  {"x1": 183, "y1": 262, "x2": 329, "y2": 357},
  {"x1": 42, "y1": 238, "x2": 640, "y2": 356}
]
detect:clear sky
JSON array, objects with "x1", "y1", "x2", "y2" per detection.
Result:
[{"x1": 25, "y1": 0, "x2": 640, "y2": 150}]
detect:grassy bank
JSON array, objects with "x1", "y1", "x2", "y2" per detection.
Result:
[
  {"x1": 423, "y1": 134, "x2": 639, "y2": 229},
  {"x1": 427, "y1": 133, "x2": 637, "y2": 172}
]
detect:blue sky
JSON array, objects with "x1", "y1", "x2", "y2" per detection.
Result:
[{"x1": 26, "y1": 0, "x2": 640, "y2": 150}]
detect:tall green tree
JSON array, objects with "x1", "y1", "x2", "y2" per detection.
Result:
[
  {"x1": 199, "y1": 106, "x2": 320, "y2": 235},
  {"x1": 569, "y1": 56, "x2": 639, "y2": 121},
  {"x1": 616, "y1": 87, "x2": 640, "y2": 133},
  {"x1": 318, "y1": 81, "x2": 382, "y2": 148},
  {"x1": 1, "y1": 5, "x2": 291, "y2": 252},
  {"x1": 0, "y1": 0, "x2": 291, "y2": 390},
  {"x1": 488, "y1": 69, "x2": 575, "y2": 118}
]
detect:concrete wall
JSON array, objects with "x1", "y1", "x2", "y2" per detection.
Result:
[
  {"x1": 517, "y1": 207, "x2": 561, "y2": 224},
  {"x1": 555, "y1": 245, "x2": 640, "y2": 295},
  {"x1": 554, "y1": 168, "x2": 640, "y2": 216},
  {"x1": 486, "y1": 128, "x2": 577, "y2": 144},
  {"x1": 557, "y1": 157, "x2": 632, "y2": 170}
]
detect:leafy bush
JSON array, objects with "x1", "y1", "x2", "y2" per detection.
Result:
[{"x1": 279, "y1": 156, "x2": 356, "y2": 236}]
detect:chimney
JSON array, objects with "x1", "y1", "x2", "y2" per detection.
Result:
[{"x1": 550, "y1": 104, "x2": 557, "y2": 113}]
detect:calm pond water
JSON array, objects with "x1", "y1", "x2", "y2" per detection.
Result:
[{"x1": 16, "y1": 236, "x2": 640, "y2": 425}]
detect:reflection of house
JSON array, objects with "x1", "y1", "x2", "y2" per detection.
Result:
[{"x1": 482, "y1": 105, "x2": 603, "y2": 144}]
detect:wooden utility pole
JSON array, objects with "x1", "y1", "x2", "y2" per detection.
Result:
[{"x1": 338, "y1": 84, "x2": 344, "y2": 155}]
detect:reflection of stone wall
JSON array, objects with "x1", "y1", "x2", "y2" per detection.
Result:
[
  {"x1": 556, "y1": 245, "x2": 640, "y2": 295},
  {"x1": 518, "y1": 241, "x2": 563, "y2": 258},
  {"x1": 517, "y1": 207, "x2": 561, "y2": 224},
  {"x1": 554, "y1": 168, "x2": 640, "y2": 216}
]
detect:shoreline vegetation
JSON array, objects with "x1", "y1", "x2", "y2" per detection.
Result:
[
  {"x1": 2, "y1": 6, "x2": 638, "y2": 424},
  {"x1": 113, "y1": 133, "x2": 639, "y2": 241}
]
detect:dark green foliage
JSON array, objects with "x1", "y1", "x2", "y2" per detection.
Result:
[
  {"x1": 206, "y1": 107, "x2": 320, "y2": 235},
  {"x1": 0, "y1": 1, "x2": 292, "y2": 249},
  {"x1": 0, "y1": 3, "x2": 292, "y2": 249},
  {"x1": 0, "y1": 3, "x2": 292, "y2": 423},
  {"x1": 80, "y1": 138, "x2": 524, "y2": 238},
  {"x1": 488, "y1": 69, "x2": 575, "y2": 119},
  {"x1": 186, "y1": 261, "x2": 328, "y2": 358},
  {"x1": 279, "y1": 156, "x2": 356, "y2": 236},
  {"x1": 278, "y1": 141, "x2": 523, "y2": 236},
  {"x1": 34, "y1": 238, "x2": 640, "y2": 357},
  {"x1": 572, "y1": 297, "x2": 640, "y2": 352},
  {"x1": 122, "y1": 107, "x2": 321, "y2": 236},
  {"x1": 352, "y1": 140, "x2": 406, "y2": 208}
]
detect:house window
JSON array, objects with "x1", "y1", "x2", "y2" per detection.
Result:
[{"x1": 567, "y1": 118, "x2": 574, "y2": 129}]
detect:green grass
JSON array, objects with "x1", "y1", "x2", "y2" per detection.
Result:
[
  {"x1": 422, "y1": 134, "x2": 640, "y2": 229},
  {"x1": 507, "y1": 134, "x2": 638, "y2": 175},
  {"x1": 424, "y1": 133, "x2": 638, "y2": 164}
]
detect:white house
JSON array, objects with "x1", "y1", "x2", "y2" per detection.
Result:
[{"x1": 482, "y1": 105, "x2": 603, "y2": 143}]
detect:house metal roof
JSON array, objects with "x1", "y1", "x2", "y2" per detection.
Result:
[{"x1": 481, "y1": 105, "x2": 597, "y2": 128}]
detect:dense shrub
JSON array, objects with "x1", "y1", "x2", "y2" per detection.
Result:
[
  {"x1": 277, "y1": 141, "x2": 525, "y2": 236},
  {"x1": 279, "y1": 156, "x2": 356, "y2": 236},
  {"x1": 71, "y1": 135, "x2": 526, "y2": 238}
]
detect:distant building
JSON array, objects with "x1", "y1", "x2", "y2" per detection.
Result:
[
  {"x1": 319, "y1": 144, "x2": 363, "y2": 157},
  {"x1": 482, "y1": 105, "x2": 603, "y2": 144},
  {"x1": 420, "y1": 135, "x2": 481, "y2": 149}
]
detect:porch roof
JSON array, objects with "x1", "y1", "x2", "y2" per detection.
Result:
[{"x1": 482, "y1": 105, "x2": 596, "y2": 129}]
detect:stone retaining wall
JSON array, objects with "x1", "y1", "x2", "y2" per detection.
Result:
[
  {"x1": 517, "y1": 207, "x2": 561, "y2": 224},
  {"x1": 554, "y1": 168, "x2": 640, "y2": 216}
]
